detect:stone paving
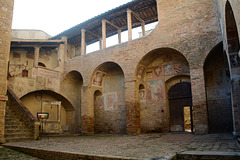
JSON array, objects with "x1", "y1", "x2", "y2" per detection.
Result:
[
  {"x1": 0, "y1": 146, "x2": 40, "y2": 160},
  {"x1": 2, "y1": 133, "x2": 240, "y2": 159}
]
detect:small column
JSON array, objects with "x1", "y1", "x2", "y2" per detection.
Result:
[
  {"x1": 34, "y1": 46, "x2": 40, "y2": 67},
  {"x1": 102, "y1": 20, "x2": 107, "y2": 49},
  {"x1": 99, "y1": 38, "x2": 102, "y2": 50},
  {"x1": 81, "y1": 29, "x2": 86, "y2": 55},
  {"x1": 127, "y1": 9, "x2": 132, "y2": 41},
  {"x1": 141, "y1": 22, "x2": 146, "y2": 37},
  {"x1": 118, "y1": 29, "x2": 122, "y2": 44}
]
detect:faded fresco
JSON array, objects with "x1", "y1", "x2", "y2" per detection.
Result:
[
  {"x1": 143, "y1": 55, "x2": 189, "y2": 104},
  {"x1": 93, "y1": 71, "x2": 105, "y2": 87}
]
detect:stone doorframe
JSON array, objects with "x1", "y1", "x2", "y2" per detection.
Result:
[{"x1": 41, "y1": 101, "x2": 62, "y2": 133}]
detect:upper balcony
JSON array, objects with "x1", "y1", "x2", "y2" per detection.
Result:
[{"x1": 50, "y1": 0, "x2": 158, "y2": 58}]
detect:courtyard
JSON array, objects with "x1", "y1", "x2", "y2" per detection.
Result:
[{"x1": 2, "y1": 132, "x2": 240, "y2": 159}]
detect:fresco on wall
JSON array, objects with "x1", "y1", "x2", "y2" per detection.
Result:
[
  {"x1": 164, "y1": 64, "x2": 172, "y2": 75},
  {"x1": 139, "y1": 89, "x2": 145, "y2": 100},
  {"x1": 95, "y1": 96, "x2": 104, "y2": 108},
  {"x1": 14, "y1": 78, "x2": 27, "y2": 96},
  {"x1": 13, "y1": 52, "x2": 21, "y2": 61},
  {"x1": 39, "y1": 48, "x2": 52, "y2": 61},
  {"x1": 153, "y1": 66, "x2": 164, "y2": 77},
  {"x1": 36, "y1": 76, "x2": 46, "y2": 89},
  {"x1": 104, "y1": 92, "x2": 118, "y2": 110},
  {"x1": 137, "y1": 66, "x2": 145, "y2": 79},
  {"x1": 230, "y1": 54, "x2": 240, "y2": 67},
  {"x1": 146, "y1": 79, "x2": 165, "y2": 103},
  {"x1": 93, "y1": 71, "x2": 105, "y2": 87},
  {"x1": 26, "y1": 50, "x2": 34, "y2": 59},
  {"x1": 95, "y1": 92, "x2": 125, "y2": 110}
]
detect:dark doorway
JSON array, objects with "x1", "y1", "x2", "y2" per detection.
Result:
[{"x1": 168, "y1": 82, "x2": 193, "y2": 132}]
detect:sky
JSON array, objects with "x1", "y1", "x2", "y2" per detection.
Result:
[{"x1": 12, "y1": 0, "x2": 132, "y2": 36}]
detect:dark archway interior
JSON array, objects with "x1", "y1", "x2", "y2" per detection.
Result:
[
  {"x1": 226, "y1": 1, "x2": 240, "y2": 68},
  {"x1": 204, "y1": 43, "x2": 233, "y2": 133}
]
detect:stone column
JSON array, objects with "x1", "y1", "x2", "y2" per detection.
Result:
[
  {"x1": 34, "y1": 46, "x2": 40, "y2": 67},
  {"x1": 231, "y1": 76, "x2": 240, "y2": 136},
  {"x1": 127, "y1": 9, "x2": 132, "y2": 41},
  {"x1": 81, "y1": 84, "x2": 94, "y2": 134},
  {"x1": 99, "y1": 38, "x2": 102, "y2": 50},
  {"x1": 58, "y1": 36, "x2": 67, "y2": 72},
  {"x1": 118, "y1": 29, "x2": 122, "y2": 44},
  {"x1": 141, "y1": 22, "x2": 146, "y2": 36},
  {"x1": 0, "y1": 0, "x2": 14, "y2": 143},
  {"x1": 81, "y1": 29, "x2": 86, "y2": 55},
  {"x1": 190, "y1": 68, "x2": 208, "y2": 134},
  {"x1": 125, "y1": 80, "x2": 140, "y2": 134},
  {"x1": 102, "y1": 20, "x2": 107, "y2": 49}
]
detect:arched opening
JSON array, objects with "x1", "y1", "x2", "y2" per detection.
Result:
[
  {"x1": 168, "y1": 82, "x2": 193, "y2": 132},
  {"x1": 136, "y1": 48, "x2": 191, "y2": 133},
  {"x1": 62, "y1": 71, "x2": 83, "y2": 133},
  {"x1": 226, "y1": 1, "x2": 240, "y2": 68},
  {"x1": 38, "y1": 62, "x2": 46, "y2": 67},
  {"x1": 91, "y1": 62, "x2": 126, "y2": 134},
  {"x1": 21, "y1": 90, "x2": 75, "y2": 133},
  {"x1": 204, "y1": 42, "x2": 233, "y2": 133}
]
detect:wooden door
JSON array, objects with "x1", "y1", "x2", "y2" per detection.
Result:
[{"x1": 168, "y1": 82, "x2": 192, "y2": 132}]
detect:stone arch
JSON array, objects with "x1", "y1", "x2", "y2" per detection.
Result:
[
  {"x1": 204, "y1": 42, "x2": 233, "y2": 133},
  {"x1": 135, "y1": 48, "x2": 190, "y2": 133},
  {"x1": 225, "y1": 1, "x2": 240, "y2": 70},
  {"x1": 62, "y1": 70, "x2": 83, "y2": 133},
  {"x1": 90, "y1": 61, "x2": 126, "y2": 134},
  {"x1": 20, "y1": 90, "x2": 75, "y2": 133}
]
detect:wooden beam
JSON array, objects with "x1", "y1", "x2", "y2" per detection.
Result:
[{"x1": 105, "y1": 19, "x2": 120, "y2": 30}]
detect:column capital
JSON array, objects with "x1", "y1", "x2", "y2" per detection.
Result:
[{"x1": 81, "y1": 28, "x2": 86, "y2": 32}]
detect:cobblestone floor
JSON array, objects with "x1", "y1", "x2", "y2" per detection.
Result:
[
  {"x1": 0, "y1": 146, "x2": 41, "y2": 160},
  {"x1": 2, "y1": 133, "x2": 240, "y2": 159}
]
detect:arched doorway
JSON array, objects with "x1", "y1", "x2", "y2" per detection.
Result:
[
  {"x1": 204, "y1": 43, "x2": 233, "y2": 133},
  {"x1": 135, "y1": 48, "x2": 191, "y2": 133},
  {"x1": 91, "y1": 62, "x2": 126, "y2": 134},
  {"x1": 21, "y1": 90, "x2": 75, "y2": 133},
  {"x1": 168, "y1": 82, "x2": 193, "y2": 132}
]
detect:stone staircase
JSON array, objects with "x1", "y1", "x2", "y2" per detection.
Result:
[{"x1": 4, "y1": 105, "x2": 34, "y2": 142}]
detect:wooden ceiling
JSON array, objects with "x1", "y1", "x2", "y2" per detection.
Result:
[{"x1": 51, "y1": 0, "x2": 158, "y2": 45}]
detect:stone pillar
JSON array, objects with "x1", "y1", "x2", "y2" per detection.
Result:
[
  {"x1": 141, "y1": 22, "x2": 146, "y2": 36},
  {"x1": 118, "y1": 29, "x2": 122, "y2": 44},
  {"x1": 231, "y1": 76, "x2": 240, "y2": 136},
  {"x1": 190, "y1": 68, "x2": 208, "y2": 134},
  {"x1": 99, "y1": 38, "x2": 102, "y2": 50},
  {"x1": 127, "y1": 9, "x2": 132, "y2": 41},
  {"x1": 81, "y1": 84, "x2": 94, "y2": 134},
  {"x1": 125, "y1": 81, "x2": 140, "y2": 134},
  {"x1": 81, "y1": 29, "x2": 86, "y2": 55},
  {"x1": 0, "y1": 0, "x2": 14, "y2": 143},
  {"x1": 102, "y1": 20, "x2": 107, "y2": 49},
  {"x1": 58, "y1": 36, "x2": 67, "y2": 72},
  {"x1": 33, "y1": 46, "x2": 40, "y2": 67}
]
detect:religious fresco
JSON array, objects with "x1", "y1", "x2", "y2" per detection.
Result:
[
  {"x1": 93, "y1": 71, "x2": 105, "y2": 87},
  {"x1": 146, "y1": 79, "x2": 165, "y2": 103},
  {"x1": 139, "y1": 89, "x2": 145, "y2": 100},
  {"x1": 39, "y1": 48, "x2": 52, "y2": 61},
  {"x1": 14, "y1": 78, "x2": 27, "y2": 96},
  {"x1": 104, "y1": 92, "x2": 118, "y2": 110}
]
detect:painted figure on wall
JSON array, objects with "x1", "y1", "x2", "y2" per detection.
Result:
[
  {"x1": 157, "y1": 79, "x2": 165, "y2": 100},
  {"x1": 137, "y1": 66, "x2": 145, "y2": 79},
  {"x1": 153, "y1": 66, "x2": 163, "y2": 77},
  {"x1": 164, "y1": 64, "x2": 172, "y2": 75},
  {"x1": 93, "y1": 71, "x2": 105, "y2": 86}
]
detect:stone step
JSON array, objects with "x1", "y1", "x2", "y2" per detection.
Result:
[
  {"x1": 4, "y1": 132, "x2": 33, "y2": 139},
  {"x1": 5, "y1": 125, "x2": 28, "y2": 130},
  {"x1": 5, "y1": 128, "x2": 32, "y2": 134},
  {"x1": 5, "y1": 121, "x2": 23, "y2": 125},
  {"x1": 5, "y1": 137, "x2": 33, "y2": 143},
  {"x1": 5, "y1": 118, "x2": 23, "y2": 123}
]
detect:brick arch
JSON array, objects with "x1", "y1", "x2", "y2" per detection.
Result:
[
  {"x1": 135, "y1": 47, "x2": 189, "y2": 80},
  {"x1": 20, "y1": 90, "x2": 75, "y2": 111},
  {"x1": 89, "y1": 61, "x2": 125, "y2": 88}
]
